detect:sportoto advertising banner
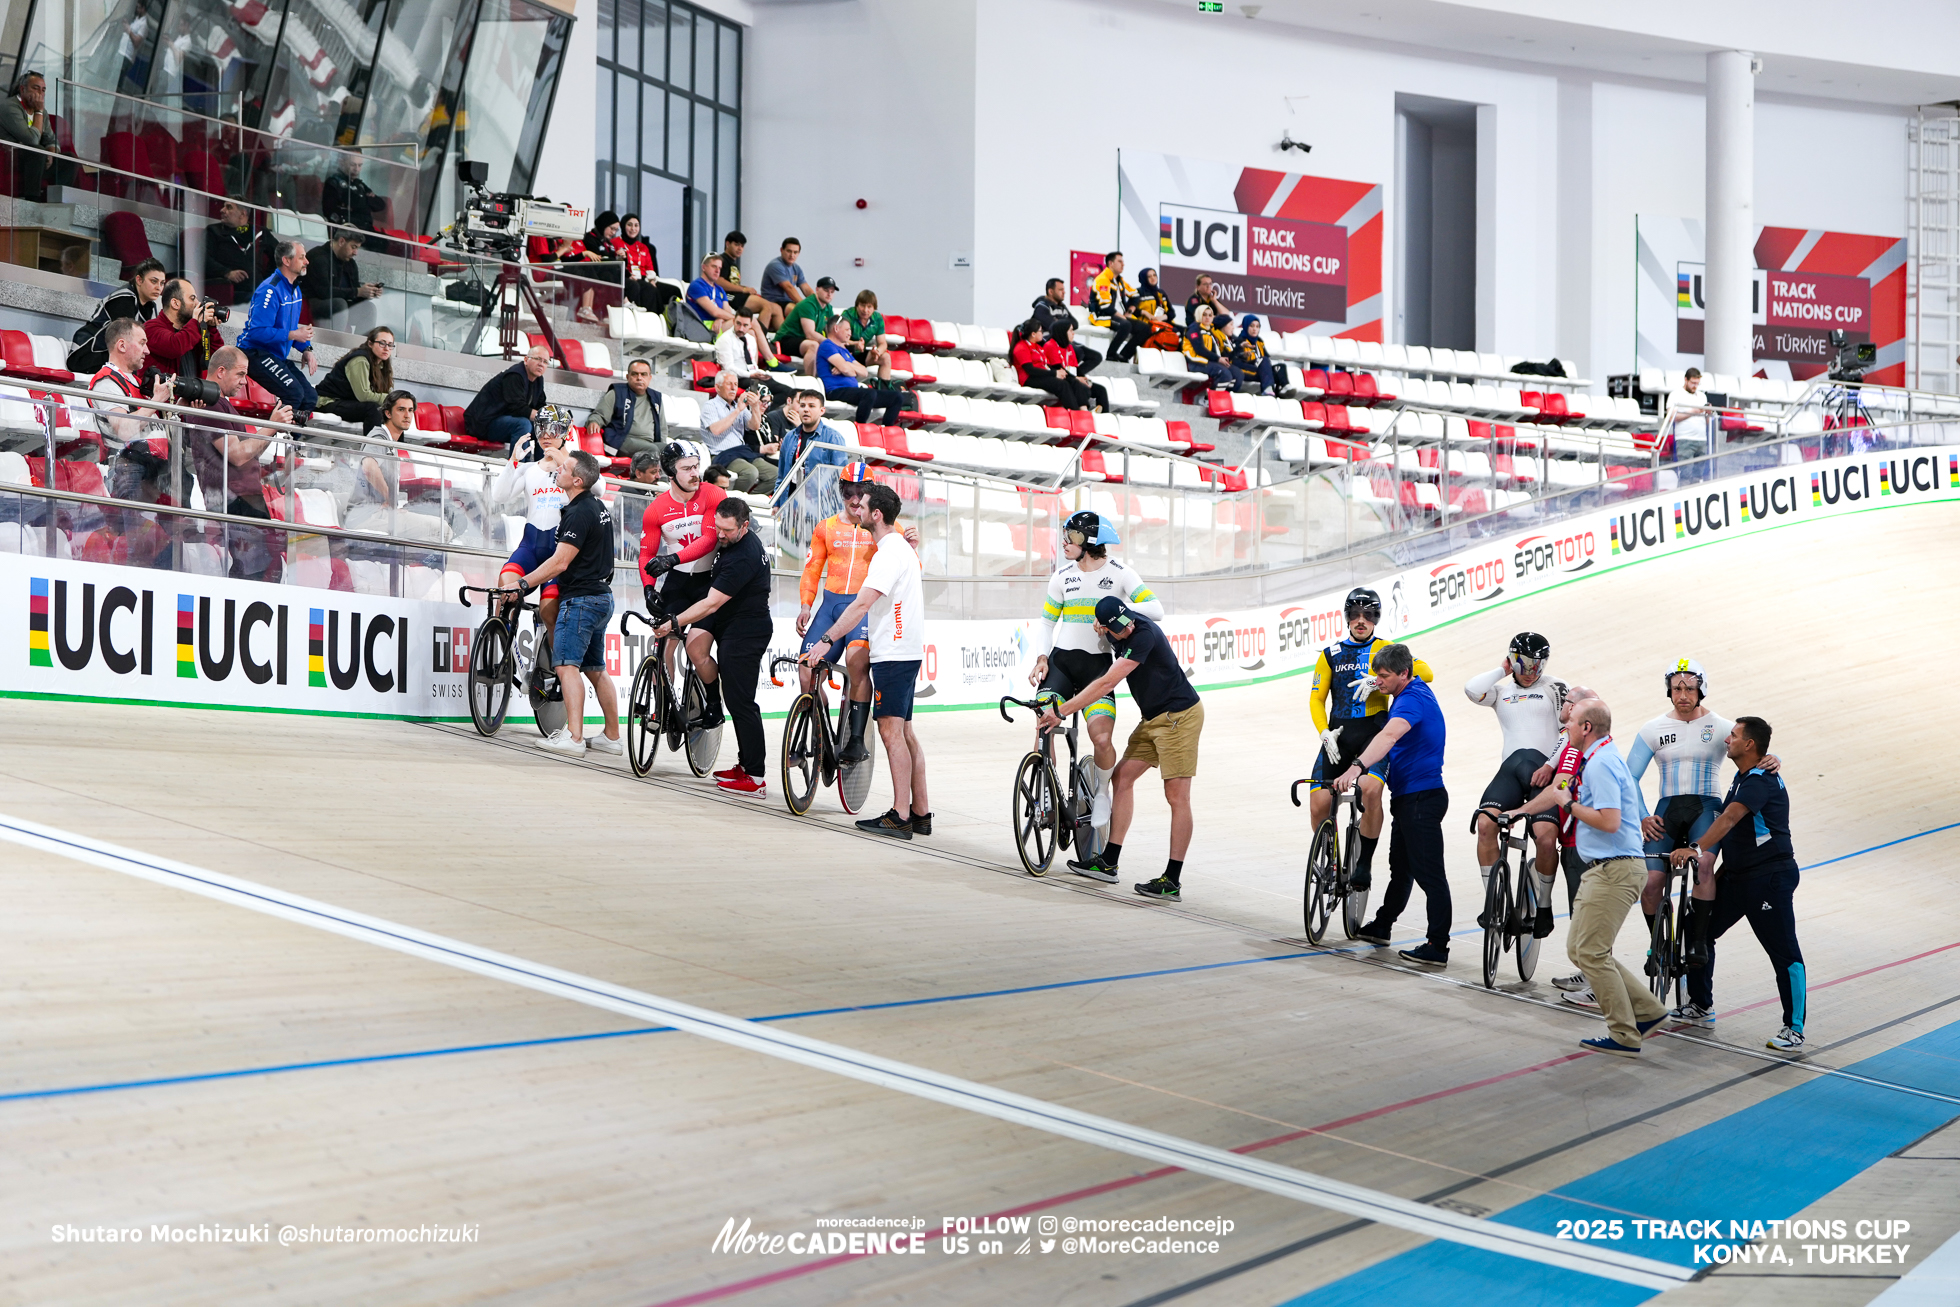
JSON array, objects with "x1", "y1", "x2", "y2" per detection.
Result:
[
  {"x1": 1636, "y1": 216, "x2": 1906, "y2": 384},
  {"x1": 6, "y1": 446, "x2": 1956, "y2": 721},
  {"x1": 1116, "y1": 150, "x2": 1382, "y2": 338}
]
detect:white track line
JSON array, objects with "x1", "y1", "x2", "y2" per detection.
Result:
[{"x1": 1, "y1": 812, "x2": 1689, "y2": 1291}]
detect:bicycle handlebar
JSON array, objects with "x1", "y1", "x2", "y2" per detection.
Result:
[
  {"x1": 457, "y1": 584, "x2": 530, "y2": 612},
  {"x1": 620, "y1": 605, "x2": 675, "y2": 636},
  {"x1": 998, "y1": 694, "x2": 1048, "y2": 724},
  {"x1": 771, "y1": 652, "x2": 835, "y2": 688},
  {"x1": 1477, "y1": 802, "x2": 1526, "y2": 829},
  {"x1": 1290, "y1": 779, "x2": 1306, "y2": 807}
]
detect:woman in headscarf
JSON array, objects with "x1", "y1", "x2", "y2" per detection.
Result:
[
  {"x1": 1230, "y1": 315, "x2": 1287, "y2": 396},
  {"x1": 1045, "y1": 317, "x2": 1110, "y2": 412},
  {"x1": 576, "y1": 210, "x2": 627, "y2": 323},
  {"x1": 1182, "y1": 304, "x2": 1236, "y2": 391},
  {"x1": 616, "y1": 213, "x2": 680, "y2": 314}
]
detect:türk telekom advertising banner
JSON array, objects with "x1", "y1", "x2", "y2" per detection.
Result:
[
  {"x1": 1636, "y1": 216, "x2": 1906, "y2": 385},
  {"x1": 1115, "y1": 150, "x2": 1383, "y2": 339},
  {"x1": 6, "y1": 446, "x2": 1955, "y2": 723}
]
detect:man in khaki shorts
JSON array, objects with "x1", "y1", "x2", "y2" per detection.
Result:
[{"x1": 1040, "y1": 597, "x2": 1203, "y2": 901}]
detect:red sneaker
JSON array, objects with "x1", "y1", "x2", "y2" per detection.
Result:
[
  {"x1": 712, "y1": 766, "x2": 745, "y2": 782},
  {"x1": 716, "y1": 772, "x2": 767, "y2": 797}
]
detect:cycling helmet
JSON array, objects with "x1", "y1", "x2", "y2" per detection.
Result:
[
  {"x1": 659, "y1": 439, "x2": 711, "y2": 479},
  {"x1": 533, "y1": 403, "x2": 574, "y2": 440},
  {"x1": 1664, "y1": 657, "x2": 1708, "y2": 703},
  {"x1": 1343, "y1": 587, "x2": 1382, "y2": 622},
  {"x1": 1063, "y1": 509, "x2": 1120, "y2": 548},
  {"x1": 839, "y1": 460, "x2": 874, "y2": 493},
  {"x1": 1509, "y1": 632, "x2": 1551, "y2": 661}
]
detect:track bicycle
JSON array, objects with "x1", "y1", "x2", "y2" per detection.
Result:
[
  {"x1": 1646, "y1": 832, "x2": 1697, "y2": 1009},
  {"x1": 619, "y1": 605, "x2": 723, "y2": 778},
  {"x1": 998, "y1": 695, "x2": 1106, "y2": 877},
  {"x1": 1475, "y1": 806, "x2": 1543, "y2": 989},
  {"x1": 769, "y1": 653, "x2": 877, "y2": 816},
  {"x1": 1290, "y1": 777, "x2": 1372, "y2": 944},
  {"x1": 459, "y1": 584, "x2": 561, "y2": 738}
]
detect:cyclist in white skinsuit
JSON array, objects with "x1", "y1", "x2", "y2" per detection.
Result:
[
  {"x1": 1464, "y1": 631, "x2": 1567, "y2": 930},
  {"x1": 494, "y1": 406, "x2": 574, "y2": 631}
]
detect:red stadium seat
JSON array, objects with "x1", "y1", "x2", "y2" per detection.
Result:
[
  {"x1": 0, "y1": 330, "x2": 68, "y2": 383},
  {"x1": 1043, "y1": 406, "x2": 1073, "y2": 434},
  {"x1": 690, "y1": 360, "x2": 718, "y2": 390},
  {"x1": 1321, "y1": 370, "x2": 1355, "y2": 403},
  {"x1": 1351, "y1": 372, "x2": 1381, "y2": 406}
]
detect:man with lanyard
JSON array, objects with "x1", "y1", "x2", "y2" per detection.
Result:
[
  {"x1": 1465, "y1": 632, "x2": 1567, "y2": 928},
  {"x1": 1629, "y1": 658, "x2": 1732, "y2": 976},
  {"x1": 1672, "y1": 717, "x2": 1807, "y2": 1049},
  {"x1": 495, "y1": 411, "x2": 574, "y2": 634},
  {"x1": 1556, "y1": 699, "x2": 1668, "y2": 1056},
  {"x1": 511, "y1": 450, "x2": 624, "y2": 759},
  {"x1": 1502, "y1": 685, "x2": 1602, "y2": 997},
  {"x1": 1027, "y1": 511, "x2": 1162, "y2": 830},
  {"x1": 656, "y1": 498, "x2": 775, "y2": 797},
  {"x1": 1306, "y1": 587, "x2": 1433, "y2": 892},
  {"x1": 1050, "y1": 598, "x2": 1203, "y2": 902},
  {"x1": 640, "y1": 440, "x2": 726, "y2": 722},
  {"x1": 1340, "y1": 645, "x2": 1452, "y2": 966},
  {"x1": 797, "y1": 462, "x2": 882, "y2": 763},
  {"x1": 87, "y1": 318, "x2": 174, "y2": 447}
]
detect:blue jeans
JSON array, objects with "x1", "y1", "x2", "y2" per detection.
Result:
[
  {"x1": 552, "y1": 593, "x2": 615, "y2": 672},
  {"x1": 243, "y1": 349, "x2": 317, "y2": 415},
  {"x1": 484, "y1": 414, "x2": 533, "y2": 447}
]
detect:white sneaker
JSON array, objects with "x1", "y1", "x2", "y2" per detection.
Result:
[
  {"x1": 1551, "y1": 972, "x2": 1587, "y2": 992},
  {"x1": 1561, "y1": 988, "x2": 1601, "y2": 1010},
  {"x1": 1767, "y1": 1025, "x2": 1805, "y2": 1051},
  {"x1": 1670, "y1": 1002, "x2": 1715, "y2": 1025},
  {"x1": 586, "y1": 733, "x2": 624, "y2": 756},
  {"x1": 535, "y1": 729, "x2": 587, "y2": 757}
]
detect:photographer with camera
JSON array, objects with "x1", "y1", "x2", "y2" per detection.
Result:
[
  {"x1": 184, "y1": 345, "x2": 292, "y2": 579},
  {"x1": 700, "y1": 369, "x2": 780, "y2": 496},
  {"x1": 143, "y1": 279, "x2": 226, "y2": 396}
]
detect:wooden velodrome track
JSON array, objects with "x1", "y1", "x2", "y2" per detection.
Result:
[{"x1": 4, "y1": 501, "x2": 1958, "y2": 1307}]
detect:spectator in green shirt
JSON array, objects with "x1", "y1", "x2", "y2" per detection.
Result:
[
  {"x1": 776, "y1": 276, "x2": 838, "y2": 374},
  {"x1": 845, "y1": 289, "x2": 889, "y2": 370}
]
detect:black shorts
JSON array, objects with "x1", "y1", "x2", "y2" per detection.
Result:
[
  {"x1": 1038, "y1": 648, "x2": 1116, "y2": 721},
  {"x1": 1473, "y1": 748, "x2": 1558, "y2": 831},
  {"x1": 1309, "y1": 714, "x2": 1388, "y2": 788},
  {"x1": 660, "y1": 569, "x2": 714, "y2": 621}
]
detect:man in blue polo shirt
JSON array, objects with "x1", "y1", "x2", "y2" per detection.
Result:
[
  {"x1": 1337, "y1": 643, "x2": 1452, "y2": 967},
  {"x1": 686, "y1": 253, "x2": 736, "y2": 332},
  {"x1": 1559, "y1": 699, "x2": 1668, "y2": 1056},
  {"x1": 1672, "y1": 716, "x2": 1807, "y2": 1051}
]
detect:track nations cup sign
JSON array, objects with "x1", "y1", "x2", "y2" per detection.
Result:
[{"x1": 5, "y1": 446, "x2": 1956, "y2": 721}]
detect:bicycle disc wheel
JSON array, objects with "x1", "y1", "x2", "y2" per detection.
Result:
[
  {"x1": 1515, "y1": 854, "x2": 1542, "y2": 983},
  {"x1": 1481, "y1": 865, "x2": 1508, "y2": 989},
  {"x1": 467, "y1": 618, "x2": 512, "y2": 737},
  {"x1": 1303, "y1": 818, "x2": 1338, "y2": 944},
  {"x1": 836, "y1": 705, "x2": 877, "y2": 815},
  {"x1": 681, "y1": 674, "x2": 723, "y2": 777},
  {"x1": 1011, "y1": 752, "x2": 1062, "y2": 876},
  {"x1": 527, "y1": 630, "x2": 566, "y2": 738},
  {"x1": 780, "y1": 694, "x2": 821, "y2": 816},
  {"x1": 1648, "y1": 893, "x2": 1676, "y2": 1003},
  {"x1": 1069, "y1": 762, "x2": 1106, "y2": 863},
  {"x1": 1340, "y1": 816, "x2": 1371, "y2": 939},
  {"x1": 625, "y1": 656, "x2": 659, "y2": 776}
]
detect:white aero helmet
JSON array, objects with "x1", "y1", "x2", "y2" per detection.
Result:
[{"x1": 1664, "y1": 657, "x2": 1708, "y2": 702}]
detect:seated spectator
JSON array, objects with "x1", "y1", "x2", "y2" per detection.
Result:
[
  {"x1": 617, "y1": 213, "x2": 679, "y2": 314},
  {"x1": 236, "y1": 241, "x2": 318, "y2": 420},
  {"x1": 204, "y1": 201, "x2": 278, "y2": 307},
  {"x1": 302, "y1": 227, "x2": 384, "y2": 331},
  {"x1": 775, "y1": 275, "x2": 838, "y2": 373},
  {"x1": 1, "y1": 72, "x2": 67, "y2": 202},
  {"x1": 715, "y1": 306, "x2": 795, "y2": 406},
  {"x1": 87, "y1": 317, "x2": 174, "y2": 446},
  {"x1": 761, "y1": 237, "x2": 814, "y2": 308},
  {"x1": 1012, "y1": 319, "x2": 1073, "y2": 407},
  {"x1": 629, "y1": 449, "x2": 662, "y2": 484},
  {"x1": 1182, "y1": 304, "x2": 1236, "y2": 391},
  {"x1": 463, "y1": 344, "x2": 549, "y2": 447},
  {"x1": 1031, "y1": 277, "x2": 1101, "y2": 374},
  {"x1": 700, "y1": 369, "x2": 781, "y2": 496},
  {"x1": 1046, "y1": 318, "x2": 1109, "y2": 412},
  {"x1": 816, "y1": 315, "x2": 903, "y2": 426},
  {"x1": 1088, "y1": 252, "x2": 1149, "y2": 364},
  {"x1": 844, "y1": 290, "x2": 889, "y2": 370},
  {"x1": 686, "y1": 252, "x2": 737, "y2": 333},
  {"x1": 69, "y1": 258, "x2": 166, "y2": 375},
  {"x1": 585, "y1": 357, "x2": 665, "y2": 457},
  {"x1": 580, "y1": 210, "x2": 628, "y2": 313},
  {"x1": 341, "y1": 388, "x2": 414, "y2": 532},
  {"x1": 1133, "y1": 268, "x2": 1181, "y2": 351},
  {"x1": 703, "y1": 464, "x2": 734, "y2": 490},
  {"x1": 315, "y1": 325, "x2": 397, "y2": 431},
  {"x1": 143, "y1": 278, "x2": 226, "y2": 390},
  {"x1": 534, "y1": 233, "x2": 607, "y2": 324},
  {"x1": 711, "y1": 231, "x2": 784, "y2": 333},
  {"x1": 186, "y1": 345, "x2": 289, "y2": 578},
  {"x1": 321, "y1": 152, "x2": 387, "y2": 237},
  {"x1": 1230, "y1": 315, "x2": 1287, "y2": 396},
  {"x1": 774, "y1": 387, "x2": 850, "y2": 504},
  {"x1": 1186, "y1": 273, "x2": 1227, "y2": 327}
]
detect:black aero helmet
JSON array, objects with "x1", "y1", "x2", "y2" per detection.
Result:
[
  {"x1": 1509, "y1": 631, "x2": 1551, "y2": 661},
  {"x1": 1344, "y1": 587, "x2": 1381, "y2": 621},
  {"x1": 659, "y1": 439, "x2": 710, "y2": 479},
  {"x1": 1064, "y1": 509, "x2": 1119, "y2": 549}
]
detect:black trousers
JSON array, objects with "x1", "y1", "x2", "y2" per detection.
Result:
[
  {"x1": 1376, "y1": 787, "x2": 1452, "y2": 949},
  {"x1": 1074, "y1": 343, "x2": 1104, "y2": 374},
  {"x1": 831, "y1": 385, "x2": 903, "y2": 425},
  {"x1": 318, "y1": 397, "x2": 384, "y2": 430},
  {"x1": 712, "y1": 620, "x2": 771, "y2": 778},
  {"x1": 1687, "y1": 860, "x2": 1806, "y2": 1028},
  {"x1": 1103, "y1": 317, "x2": 1151, "y2": 362}
]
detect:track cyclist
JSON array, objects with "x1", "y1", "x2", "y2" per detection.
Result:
[
  {"x1": 1305, "y1": 587, "x2": 1432, "y2": 892},
  {"x1": 494, "y1": 404, "x2": 575, "y2": 630},
  {"x1": 1028, "y1": 510, "x2": 1163, "y2": 830},
  {"x1": 795, "y1": 461, "x2": 881, "y2": 762},
  {"x1": 1465, "y1": 632, "x2": 1567, "y2": 930},
  {"x1": 1630, "y1": 658, "x2": 1729, "y2": 991},
  {"x1": 640, "y1": 439, "x2": 727, "y2": 724}
]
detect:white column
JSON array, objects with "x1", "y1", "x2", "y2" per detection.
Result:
[{"x1": 1704, "y1": 50, "x2": 1756, "y2": 379}]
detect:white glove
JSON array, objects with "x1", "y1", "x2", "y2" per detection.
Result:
[
  {"x1": 1350, "y1": 675, "x2": 1381, "y2": 704},
  {"x1": 1321, "y1": 728, "x2": 1344, "y2": 765}
]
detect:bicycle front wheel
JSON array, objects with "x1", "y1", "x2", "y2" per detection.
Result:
[
  {"x1": 1648, "y1": 891, "x2": 1676, "y2": 1004},
  {"x1": 1481, "y1": 864, "x2": 1508, "y2": 989},
  {"x1": 1340, "y1": 816, "x2": 1371, "y2": 939},
  {"x1": 836, "y1": 705, "x2": 877, "y2": 815},
  {"x1": 682, "y1": 673, "x2": 723, "y2": 777},
  {"x1": 527, "y1": 630, "x2": 566, "y2": 738},
  {"x1": 626, "y1": 656, "x2": 661, "y2": 776},
  {"x1": 1302, "y1": 818, "x2": 1339, "y2": 943},
  {"x1": 1515, "y1": 853, "x2": 1542, "y2": 983},
  {"x1": 1012, "y1": 752, "x2": 1062, "y2": 876},
  {"x1": 467, "y1": 618, "x2": 512, "y2": 736},
  {"x1": 780, "y1": 694, "x2": 821, "y2": 816}
]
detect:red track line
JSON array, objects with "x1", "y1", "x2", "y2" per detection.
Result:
[{"x1": 1718, "y1": 939, "x2": 1960, "y2": 1017}]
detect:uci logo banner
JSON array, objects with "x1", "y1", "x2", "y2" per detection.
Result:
[{"x1": 1159, "y1": 204, "x2": 1245, "y2": 276}]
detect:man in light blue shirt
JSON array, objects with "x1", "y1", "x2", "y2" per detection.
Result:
[{"x1": 1557, "y1": 699, "x2": 1668, "y2": 1056}]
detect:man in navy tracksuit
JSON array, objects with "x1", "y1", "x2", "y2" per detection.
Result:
[
  {"x1": 237, "y1": 239, "x2": 318, "y2": 419},
  {"x1": 1675, "y1": 716, "x2": 1808, "y2": 1051}
]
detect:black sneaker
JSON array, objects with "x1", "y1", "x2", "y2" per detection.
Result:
[
  {"x1": 1133, "y1": 876, "x2": 1180, "y2": 901},
  {"x1": 1476, "y1": 910, "x2": 1492, "y2": 930},
  {"x1": 855, "y1": 809, "x2": 913, "y2": 840},
  {"x1": 1067, "y1": 851, "x2": 1119, "y2": 883},
  {"x1": 839, "y1": 734, "x2": 870, "y2": 764},
  {"x1": 692, "y1": 707, "x2": 725, "y2": 731},
  {"x1": 1353, "y1": 920, "x2": 1391, "y2": 946},
  {"x1": 1398, "y1": 942, "x2": 1449, "y2": 967},
  {"x1": 1348, "y1": 868, "x2": 1371, "y2": 892},
  {"x1": 909, "y1": 811, "x2": 933, "y2": 836},
  {"x1": 1644, "y1": 952, "x2": 1663, "y2": 978},
  {"x1": 1534, "y1": 907, "x2": 1555, "y2": 938}
]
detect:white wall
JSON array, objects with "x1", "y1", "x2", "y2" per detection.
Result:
[{"x1": 534, "y1": 0, "x2": 598, "y2": 209}]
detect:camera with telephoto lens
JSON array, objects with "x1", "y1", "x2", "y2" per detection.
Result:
[
  {"x1": 1826, "y1": 327, "x2": 1877, "y2": 383},
  {"x1": 173, "y1": 375, "x2": 224, "y2": 406}
]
